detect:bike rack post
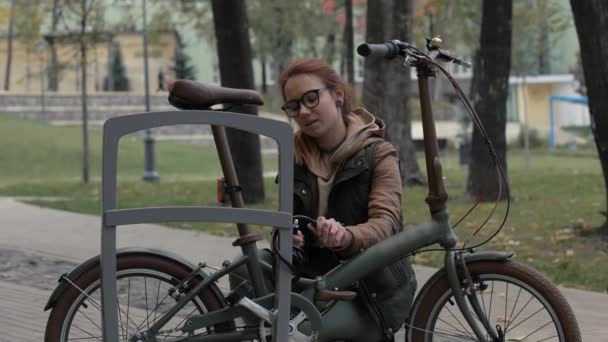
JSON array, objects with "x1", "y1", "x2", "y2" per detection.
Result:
[{"x1": 100, "y1": 110, "x2": 294, "y2": 342}]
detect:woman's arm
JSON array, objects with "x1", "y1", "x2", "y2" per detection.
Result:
[{"x1": 335, "y1": 142, "x2": 402, "y2": 256}]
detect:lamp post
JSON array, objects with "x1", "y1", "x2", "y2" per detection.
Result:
[{"x1": 139, "y1": 0, "x2": 159, "y2": 182}]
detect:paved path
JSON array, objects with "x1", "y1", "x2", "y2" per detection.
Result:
[{"x1": 0, "y1": 197, "x2": 606, "y2": 341}]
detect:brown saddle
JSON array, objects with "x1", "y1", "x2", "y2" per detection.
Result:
[{"x1": 168, "y1": 79, "x2": 264, "y2": 110}]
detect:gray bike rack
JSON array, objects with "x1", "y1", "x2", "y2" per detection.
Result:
[{"x1": 100, "y1": 110, "x2": 294, "y2": 342}]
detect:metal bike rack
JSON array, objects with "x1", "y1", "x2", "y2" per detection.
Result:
[{"x1": 100, "y1": 110, "x2": 294, "y2": 342}]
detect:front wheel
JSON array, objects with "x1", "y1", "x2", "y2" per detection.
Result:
[
  {"x1": 45, "y1": 254, "x2": 234, "y2": 342},
  {"x1": 407, "y1": 260, "x2": 581, "y2": 342}
]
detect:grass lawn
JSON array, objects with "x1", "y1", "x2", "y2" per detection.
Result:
[{"x1": 1, "y1": 113, "x2": 606, "y2": 292}]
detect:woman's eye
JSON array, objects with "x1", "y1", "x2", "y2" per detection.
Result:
[{"x1": 303, "y1": 93, "x2": 317, "y2": 105}]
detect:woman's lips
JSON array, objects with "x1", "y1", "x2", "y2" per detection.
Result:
[{"x1": 303, "y1": 120, "x2": 318, "y2": 128}]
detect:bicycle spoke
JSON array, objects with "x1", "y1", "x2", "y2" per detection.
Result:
[
  {"x1": 437, "y1": 317, "x2": 475, "y2": 341},
  {"x1": 518, "y1": 320, "x2": 555, "y2": 341},
  {"x1": 532, "y1": 334, "x2": 560, "y2": 342},
  {"x1": 74, "y1": 307, "x2": 103, "y2": 334},
  {"x1": 406, "y1": 323, "x2": 476, "y2": 341},
  {"x1": 145, "y1": 276, "x2": 150, "y2": 330},
  {"x1": 117, "y1": 296, "x2": 127, "y2": 341},
  {"x1": 116, "y1": 295, "x2": 141, "y2": 338},
  {"x1": 475, "y1": 281, "x2": 489, "y2": 341},
  {"x1": 505, "y1": 294, "x2": 535, "y2": 332},
  {"x1": 488, "y1": 280, "x2": 494, "y2": 341},
  {"x1": 506, "y1": 286, "x2": 524, "y2": 332},
  {"x1": 69, "y1": 323, "x2": 103, "y2": 341},
  {"x1": 504, "y1": 283, "x2": 509, "y2": 333},
  {"x1": 63, "y1": 276, "x2": 139, "y2": 337},
  {"x1": 154, "y1": 278, "x2": 161, "y2": 325},
  {"x1": 133, "y1": 287, "x2": 174, "y2": 332},
  {"x1": 67, "y1": 337, "x2": 104, "y2": 341},
  {"x1": 126, "y1": 279, "x2": 131, "y2": 341},
  {"x1": 442, "y1": 303, "x2": 476, "y2": 340},
  {"x1": 508, "y1": 306, "x2": 546, "y2": 333}
]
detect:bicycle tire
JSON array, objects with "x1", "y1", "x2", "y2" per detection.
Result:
[
  {"x1": 45, "y1": 254, "x2": 234, "y2": 342},
  {"x1": 407, "y1": 260, "x2": 581, "y2": 342}
]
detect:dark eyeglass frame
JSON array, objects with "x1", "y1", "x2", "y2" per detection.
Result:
[{"x1": 281, "y1": 88, "x2": 327, "y2": 117}]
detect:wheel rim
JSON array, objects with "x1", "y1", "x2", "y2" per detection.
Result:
[
  {"x1": 424, "y1": 274, "x2": 565, "y2": 342},
  {"x1": 60, "y1": 268, "x2": 209, "y2": 341}
]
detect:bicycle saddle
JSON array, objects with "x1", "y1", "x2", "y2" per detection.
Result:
[{"x1": 167, "y1": 79, "x2": 264, "y2": 110}]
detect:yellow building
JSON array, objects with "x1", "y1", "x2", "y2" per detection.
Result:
[
  {"x1": 511, "y1": 75, "x2": 590, "y2": 145},
  {"x1": 0, "y1": 30, "x2": 177, "y2": 94}
]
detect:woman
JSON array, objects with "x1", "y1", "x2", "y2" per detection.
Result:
[{"x1": 279, "y1": 58, "x2": 417, "y2": 339}]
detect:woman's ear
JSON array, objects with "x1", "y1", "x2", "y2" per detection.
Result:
[{"x1": 333, "y1": 89, "x2": 344, "y2": 102}]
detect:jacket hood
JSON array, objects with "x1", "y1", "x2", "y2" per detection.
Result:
[{"x1": 295, "y1": 107, "x2": 385, "y2": 180}]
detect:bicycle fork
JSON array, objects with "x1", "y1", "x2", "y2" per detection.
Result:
[{"x1": 445, "y1": 251, "x2": 503, "y2": 342}]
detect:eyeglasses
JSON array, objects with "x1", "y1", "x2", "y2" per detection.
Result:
[{"x1": 281, "y1": 88, "x2": 327, "y2": 117}]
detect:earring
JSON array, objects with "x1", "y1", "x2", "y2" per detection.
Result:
[{"x1": 336, "y1": 100, "x2": 343, "y2": 108}]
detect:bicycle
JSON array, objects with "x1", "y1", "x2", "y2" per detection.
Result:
[{"x1": 43, "y1": 38, "x2": 581, "y2": 342}]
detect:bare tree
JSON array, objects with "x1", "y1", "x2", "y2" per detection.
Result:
[
  {"x1": 61, "y1": 0, "x2": 105, "y2": 184},
  {"x1": 344, "y1": 0, "x2": 354, "y2": 85},
  {"x1": 3, "y1": 0, "x2": 15, "y2": 90},
  {"x1": 466, "y1": 0, "x2": 512, "y2": 201},
  {"x1": 211, "y1": 0, "x2": 265, "y2": 204},
  {"x1": 362, "y1": 0, "x2": 424, "y2": 186},
  {"x1": 569, "y1": 0, "x2": 608, "y2": 236},
  {"x1": 48, "y1": 0, "x2": 62, "y2": 91}
]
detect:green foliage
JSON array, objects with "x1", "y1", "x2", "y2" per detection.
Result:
[
  {"x1": 103, "y1": 43, "x2": 130, "y2": 91},
  {"x1": 511, "y1": 0, "x2": 572, "y2": 75},
  {"x1": 412, "y1": 0, "x2": 572, "y2": 75},
  {"x1": 247, "y1": 1, "x2": 339, "y2": 66},
  {"x1": 172, "y1": 32, "x2": 197, "y2": 80},
  {"x1": 14, "y1": 0, "x2": 44, "y2": 45},
  {"x1": 412, "y1": 0, "x2": 481, "y2": 54}
]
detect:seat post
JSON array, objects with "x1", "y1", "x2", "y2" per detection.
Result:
[{"x1": 210, "y1": 124, "x2": 251, "y2": 235}]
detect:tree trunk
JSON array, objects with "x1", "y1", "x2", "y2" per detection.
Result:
[
  {"x1": 211, "y1": 0, "x2": 265, "y2": 204},
  {"x1": 537, "y1": 0, "x2": 550, "y2": 74},
  {"x1": 80, "y1": 2, "x2": 90, "y2": 184},
  {"x1": 362, "y1": 0, "x2": 424, "y2": 186},
  {"x1": 466, "y1": 0, "x2": 512, "y2": 201},
  {"x1": 48, "y1": 0, "x2": 61, "y2": 91},
  {"x1": 324, "y1": 33, "x2": 336, "y2": 64},
  {"x1": 344, "y1": 0, "x2": 354, "y2": 85},
  {"x1": 260, "y1": 54, "x2": 267, "y2": 94},
  {"x1": 4, "y1": 0, "x2": 15, "y2": 91},
  {"x1": 80, "y1": 29, "x2": 89, "y2": 184},
  {"x1": 569, "y1": 0, "x2": 608, "y2": 235}
]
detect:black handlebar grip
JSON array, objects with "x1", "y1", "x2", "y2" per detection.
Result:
[{"x1": 357, "y1": 42, "x2": 401, "y2": 59}]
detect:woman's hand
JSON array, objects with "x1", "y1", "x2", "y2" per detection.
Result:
[
  {"x1": 293, "y1": 230, "x2": 305, "y2": 248},
  {"x1": 308, "y1": 216, "x2": 352, "y2": 249}
]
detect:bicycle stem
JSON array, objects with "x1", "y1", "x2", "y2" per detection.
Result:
[
  {"x1": 416, "y1": 59, "x2": 449, "y2": 214},
  {"x1": 416, "y1": 56, "x2": 498, "y2": 342}
]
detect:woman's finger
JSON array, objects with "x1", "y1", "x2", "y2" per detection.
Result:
[{"x1": 293, "y1": 230, "x2": 304, "y2": 248}]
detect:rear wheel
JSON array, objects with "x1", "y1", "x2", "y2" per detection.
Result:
[
  {"x1": 407, "y1": 260, "x2": 581, "y2": 342},
  {"x1": 45, "y1": 254, "x2": 234, "y2": 341}
]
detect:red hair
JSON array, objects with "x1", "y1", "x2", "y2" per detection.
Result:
[{"x1": 279, "y1": 58, "x2": 352, "y2": 115}]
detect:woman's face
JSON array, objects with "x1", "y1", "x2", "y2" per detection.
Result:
[{"x1": 283, "y1": 74, "x2": 343, "y2": 139}]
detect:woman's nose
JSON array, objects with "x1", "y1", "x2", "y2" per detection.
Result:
[{"x1": 298, "y1": 103, "x2": 312, "y2": 116}]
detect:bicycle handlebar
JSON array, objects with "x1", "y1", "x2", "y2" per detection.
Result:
[
  {"x1": 357, "y1": 39, "x2": 471, "y2": 68},
  {"x1": 356, "y1": 40, "x2": 407, "y2": 59}
]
